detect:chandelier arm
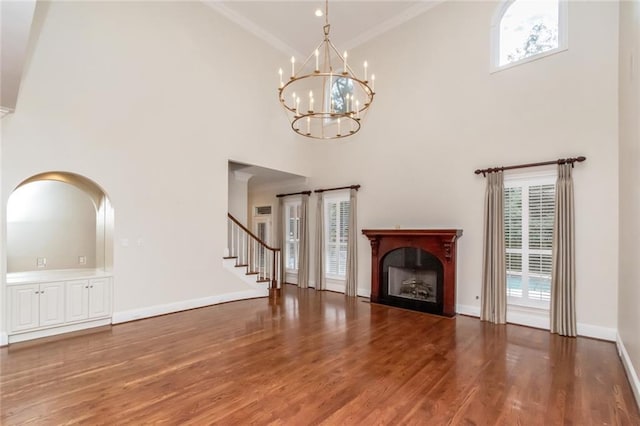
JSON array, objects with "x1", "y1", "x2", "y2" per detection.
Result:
[{"x1": 326, "y1": 39, "x2": 357, "y2": 76}]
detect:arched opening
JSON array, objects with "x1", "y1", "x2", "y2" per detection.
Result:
[{"x1": 7, "y1": 172, "x2": 114, "y2": 274}]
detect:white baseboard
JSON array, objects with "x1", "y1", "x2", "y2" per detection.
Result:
[
  {"x1": 0, "y1": 331, "x2": 8, "y2": 347},
  {"x1": 111, "y1": 289, "x2": 268, "y2": 324},
  {"x1": 456, "y1": 304, "x2": 615, "y2": 341},
  {"x1": 8, "y1": 318, "x2": 111, "y2": 344},
  {"x1": 617, "y1": 333, "x2": 640, "y2": 411},
  {"x1": 577, "y1": 323, "x2": 616, "y2": 341},
  {"x1": 324, "y1": 282, "x2": 369, "y2": 298},
  {"x1": 456, "y1": 304, "x2": 480, "y2": 317}
]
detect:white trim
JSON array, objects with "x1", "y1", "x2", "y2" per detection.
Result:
[
  {"x1": 233, "y1": 171, "x2": 253, "y2": 183},
  {"x1": 456, "y1": 304, "x2": 481, "y2": 317},
  {"x1": 8, "y1": 318, "x2": 111, "y2": 344},
  {"x1": 112, "y1": 289, "x2": 268, "y2": 324},
  {"x1": 456, "y1": 304, "x2": 615, "y2": 341},
  {"x1": 342, "y1": 1, "x2": 445, "y2": 52},
  {"x1": 203, "y1": 1, "x2": 303, "y2": 59},
  {"x1": 490, "y1": 0, "x2": 569, "y2": 73},
  {"x1": 0, "y1": 332, "x2": 8, "y2": 346},
  {"x1": 617, "y1": 333, "x2": 640, "y2": 411},
  {"x1": 0, "y1": 107, "x2": 14, "y2": 118},
  {"x1": 576, "y1": 323, "x2": 616, "y2": 342},
  {"x1": 324, "y1": 281, "x2": 369, "y2": 298}
]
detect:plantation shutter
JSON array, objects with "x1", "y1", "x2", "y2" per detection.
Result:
[
  {"x1": 325, "y1": 197, "x2": 350, "y2": 277},
  {"x1": 528, "y1": 184, "x2": 554, "y2": 301},
  {"x1": 504, "y1": 187, "x2": 522, "y2": 297}
]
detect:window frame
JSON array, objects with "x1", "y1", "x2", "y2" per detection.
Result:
[
  {"x1": 324, "y1": 191, "x2": 350, "y2": 281},
  {"x1": 490, "y1": 0, "x2": 569, "y2": 73},
  {"x1": 504, "y1": 171, "x2": 556, "y2": 310},
  {"x1": 284, "y1": 199, "x2": 301, "y2": 273}
]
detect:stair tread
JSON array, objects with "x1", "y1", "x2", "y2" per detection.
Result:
[
  {"x1": 235, "y1": 264, "x2": 249, "y2": 268},
  {"x1": 245, "y1": 272, "x2": 259, "y2": 275},
  {"x1": 223, "y1": 256, "x2": 238, "y2": 259},
  {"x1": 256, "y1": 279, "x2": 271, "y2": 283}
]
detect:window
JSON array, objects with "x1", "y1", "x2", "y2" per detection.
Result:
[
  {"x1": 330, "y1": 76, "x2": 353, "y2": 114},
  {"x1": 285, "y1": 200, "x2": 301, "y2": 271},
  {"x1": 324, "y1": 193, "x2": 350, "y2": 279},
  {"x1": 504, "y1": 173, "x2": 555, "y2": 308},
  {"x1": 492, "y1": 0, "x2": 568, "y2": 70}
]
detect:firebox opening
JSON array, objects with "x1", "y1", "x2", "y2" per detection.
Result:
[{"x1": 381, "y1": 247, "x2": 444, "y2": 315}]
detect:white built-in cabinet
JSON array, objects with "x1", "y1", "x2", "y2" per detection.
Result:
[
  {"x1": 65, "y1": 278, "x2": 112, "y2": 322},
  {"x1": 7, "y1": 271, "x2": 113, "y2": 343},
  {"x1": 9, "y1": 282, "x2": 65, "y2": 332}
]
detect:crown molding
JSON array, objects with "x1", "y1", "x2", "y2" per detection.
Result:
[
  {"x1": 202, "y1": 1, "x2": 304, "y2": 59},
  {"x1": 1, "y1": 107, "x2": 14, "y2": 118},
  {"x1": 342, "y1": 1, "x2": 446, "y2": 52}
]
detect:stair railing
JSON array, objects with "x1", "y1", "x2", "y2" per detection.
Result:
[{"x1": 227, "y1": 213, "x2": 281, "y2": 290}]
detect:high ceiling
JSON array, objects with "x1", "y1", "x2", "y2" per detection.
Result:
[
  {"x1": 1, "y1": 1, "x2": 442, "y2": 117},
  {"x1": 206, "y1": 1, "x2": 442, "y2": 58}
]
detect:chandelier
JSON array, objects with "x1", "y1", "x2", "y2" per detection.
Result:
[{"x1": 278, "y1": 0, "x2": 375, "y2": 140}]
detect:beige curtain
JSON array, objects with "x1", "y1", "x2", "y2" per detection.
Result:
[
  {"x1": 298, "y1": 194, "x2": 310, "y2": 288},
  {"x1": 481, "y1": 171, "x2": 507, "y2": 324},
  {"x1": 345, "y1": 188, "x2": 358, "y2": 297},
  {"x1": 278, "y1": 197, "x2": 286, "y2": 285},
  {"x1": 550, "y1": 164, "x2": 577, "y2": 337},
  {"x1": 313, "y1": 193, "x2": 325, "y2": 290}
]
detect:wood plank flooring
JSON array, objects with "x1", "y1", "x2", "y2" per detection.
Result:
[{"x1": 1, "y1": 285, "x2": 639, "y2": 425}]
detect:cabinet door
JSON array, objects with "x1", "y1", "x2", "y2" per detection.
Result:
[
  {"x1": 66, "y1": 280, "x2": 89, "y2": 322},
  {"x1": 39, "y1": 282, "x2": 65, "y2": 327},
  {"x1": 9, "y1": 285, "x2": 39, "y2": 332},
  {"x1": 88, "y1": 278, "x2": 112, "y2": 318}
]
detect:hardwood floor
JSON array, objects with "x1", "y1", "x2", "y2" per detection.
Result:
[{"x1": 1, "y1": 285, "x2": 639, "y2": 425}]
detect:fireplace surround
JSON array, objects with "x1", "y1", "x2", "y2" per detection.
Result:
[{"x1": 362, "y1": 229, "x2": 463, "y2": 317}]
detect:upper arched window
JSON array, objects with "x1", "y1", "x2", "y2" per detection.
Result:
[{"x1": 492, "y1": 0, "x2": 568, "y2": 71}]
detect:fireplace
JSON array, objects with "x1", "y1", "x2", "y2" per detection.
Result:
[{"x1": 362, "y1": 229, "x2": 462, "y2": 317}]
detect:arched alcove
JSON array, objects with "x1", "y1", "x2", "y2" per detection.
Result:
[{"x1": 6, "y1": 171, "x2": 114, "y2": 273}]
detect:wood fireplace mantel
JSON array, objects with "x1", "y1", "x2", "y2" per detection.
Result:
[{"x1": 362, "y1": 229, "x2": 462, "y2": 317}]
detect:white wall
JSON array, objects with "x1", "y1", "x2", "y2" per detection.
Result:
[
  {"x1": 228, "y1": 170, "x2": 251, "y2": 227},
  {"x1": 7, "y1": 180, "x2": 97, "y2": 272},
  {"x1": 284, "y1": 1, "x2": 620, "y2": 336},
  {"x1": 1, "y1": 1, "x2": 313, "y2": 335},
  {"x1": 618, "y1": 0, "x2": 640, "y2": 405}
]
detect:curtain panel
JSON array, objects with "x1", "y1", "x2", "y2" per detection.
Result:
[
  {"x1": 314, "y1": 193, "x2": 325, "y2": 290},
  {"x1": 298, "y1": 194, "x2": 310, "y2": 288},
  {"x1": 345, "y1": 188, "x2": 358, "y2": 297},
  {"x1": 550, "y1": 163, "x2": 577, "y2": 337},
  {"x1": 481, "y1": 171, "x2": 507, "y2": 324}
]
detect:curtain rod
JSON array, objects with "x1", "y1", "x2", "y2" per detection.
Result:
[
  {"x1": 314, "y1": 184, "x2": 360, "y2": 193},
  {"x1": 474, "y1": 156, "x2": 586, "y2": 177},
  {"x1": 276, "y1": 190, "x2": 312, "y2": 198}
]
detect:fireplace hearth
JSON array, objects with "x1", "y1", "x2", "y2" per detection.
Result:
[{"x1": 362, "y1": 229, "x2": 462, "y2": 317}]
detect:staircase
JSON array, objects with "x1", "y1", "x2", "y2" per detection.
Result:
[{"x1": 224, "y1": 213, "x2": 282, "y2": 295}]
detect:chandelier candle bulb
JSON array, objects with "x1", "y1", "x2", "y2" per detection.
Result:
[
  {"x1": 291, "y1": 56, "x2": 295, "y2": 78},
  {"x1": 296, "y1": 97, "x2": 300, "y2": 116},
  {"x1": 364, "y1": 61, "x2": 368, "y2": 81},
  {"x1": 343, "y1": 51, "x2": 348, "y2": 74},
  {"x1": 278, "y1": 68, "x2": 283, "y2": 88},
  {"x1": 315, "y1": 49, "x2": 319, "y2": 72},
  {"x1": 371, "y1": 74, "x2": 375, "y2": 92},
  {"x1": 309, "y1": 91, "x2": 314, "y2": 112}
]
